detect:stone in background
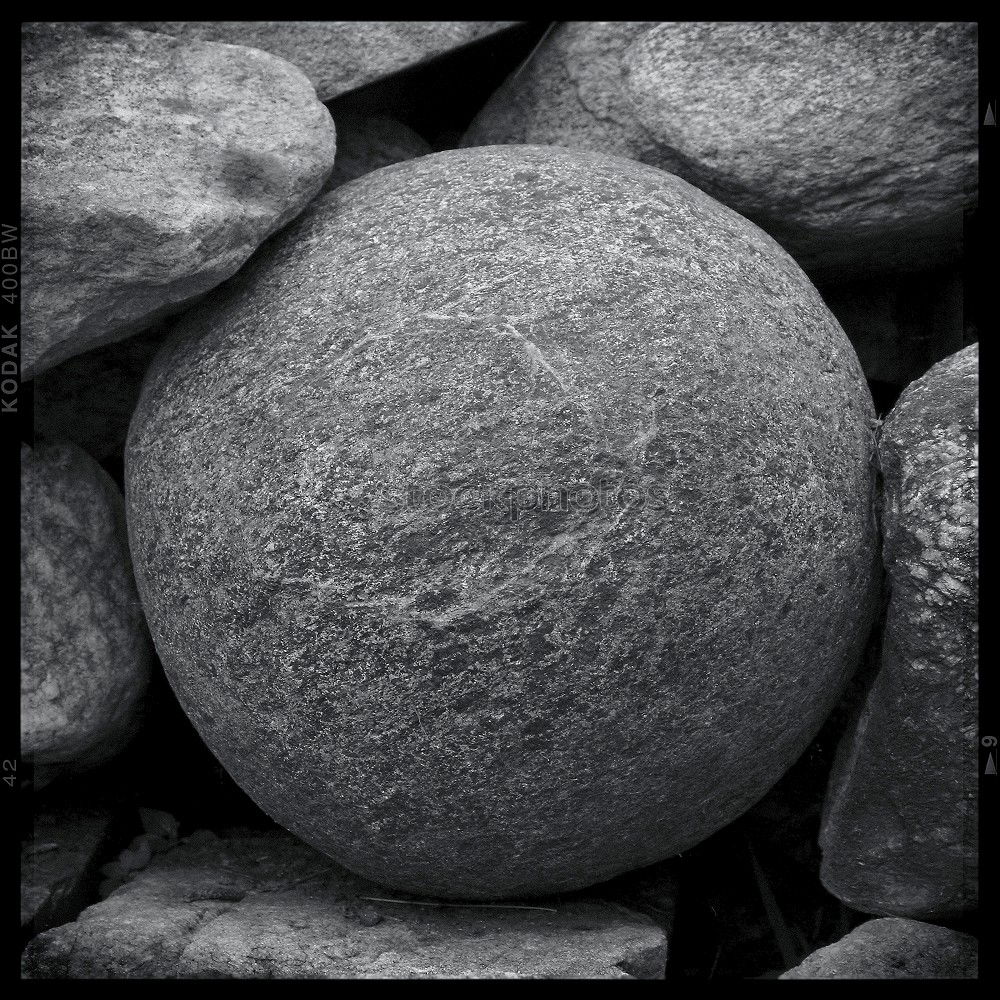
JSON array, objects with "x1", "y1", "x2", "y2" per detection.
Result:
[
  {"x1": 820, "y1": 345, "x2": 978, "y2": 919},
  {"x1": 21, "y1": 441, "x2": 152, "y2": 787},
  {"x1": 818, "y1": 267, "x2": 970, "y2": 388},
  {"x1": 21, "y1": 22, "x2": 337, "y2": 376},
  {"x1": 122, "y1": 22, "x2": 523, "y2": 102},
  {"x1": 323, "y1": 112, "x2": 432, "y2": 191},
  {"x1": 464, "y1": 22, "x2": 977, "y2": 280},
  {"x1": 32, "y1": 325, "x2": 172, "y2": 463},
  {"x1": 21, "y1": 831, "x2": 668, "y2": 979},
  {"x1": 780, "y1": 918, "x2": 977, "y2": 979}
]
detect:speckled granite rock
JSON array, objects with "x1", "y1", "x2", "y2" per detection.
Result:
[
  {"x1": 323, "y1": 113, "x2": 431, "y2": 191},
  {"x1": 818, "y1": 269, "x2": 969, "y2": 387},
  {"x1": 21, "y1": 22, "x2": 336, "y2": 377},
  {"x1": 463, "y1": 22, "x2": 977, "y2": 279},
  {"x1": 125, "y1": 145, "x2": 880, "y2": 899},
  {"x1": 780, "y1": 918, "x2": 978, "y2": 979},
  {"x1": 22, "y1": 808, "x2": 121, "y2": 934},
  {"x1": 33, "y1": 326, "x2": 172, "y2": 461},
  {"x1": 22, "y1": 441, "x2": 152, "y2": 784},
  {"x1": 122, "y1": 22, "x2": 521, "y2": 102},
  {"x1": 820, "y1": 345, "x2": 978, "y2": 919},
  {"x1": 21, "y1": 831, "x2": 667, "y2": 979}
]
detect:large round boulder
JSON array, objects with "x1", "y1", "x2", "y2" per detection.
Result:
[
  {"x1": 22, "y1": 441, "x2": 152, "y2": 785},
  {"x1": 126, "y1": 145, "x2": 880, "y2": 898},
  {"x1": 463, "y1": 22, "x2": 977, "y2": 280}
]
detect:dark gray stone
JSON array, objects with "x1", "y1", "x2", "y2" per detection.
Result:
[
  {"x1": 21, "y1": 831, "x2": 667, "y2": 979},
  {"x1": 21, "y1": 22, "x2": 336, "y2": 376},
  {"x1": 780, "y1": 918, "x2": 978, "y2": 979},
  {"x1": 819, "y1": 268, "x2": 969, "y2": 387},
  {"x1": 324, "y1": 113, "x2": 432, "y2": 191},
  {"x1": 123, "y1": 22, "x2": 522, "y2": 102},
  {"x1": 32, "y1": 326, "x2": 172, "y2": 461},
  {"x1": 463, "y1": 22, "x2": 977, "y2": 280},
  {"x1": 22, "y1": 808, "x2": 121, "y2": 934},
  {"x1": 22, "y1": 441, "x2": 152, "y2": 786},
  {"x1": 820, "y1": 345, "x2": 978, "y2": 919},
  {"x1": 125, "y1": 145, "x2": 880, "y2": 899}
]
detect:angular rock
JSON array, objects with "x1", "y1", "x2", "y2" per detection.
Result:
[
  {"x1": 820, "y1": 345, "x2": 978, "y2": 919},
  {"x1": 121, "y1": 22, "x2": 522, "y2": 102},
  {"x1": 22, "y1": 808, "x2": 121, "y2": 934},
  {"x1": 32, "y1": 326, "x2": 172, "y2": 462},
  {"x1": 125, "y1": 145, "x2": 880, "y2": 899},
  {"x1": 780, "y1": 918, "x2": 978, "y2": 979},
  {"x1": 21, "y1": 22, "x2": 337, "y2": 377},
  {"x1": 21, "y1": 831, "x2": 667, "y2": 979},
  {"x1": 463, "y1": 22, "x2": 977, "y2": 279},
  {"x1": 323, "y1": 113, "x2": 432, "y2": 191},
  {"x1": 818, "y1": 268, "x2": 969, "y2": 387},
  {"x1": 22, "y1": 440, "x2": 152, "y2": 784}
]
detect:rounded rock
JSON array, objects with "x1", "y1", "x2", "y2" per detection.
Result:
[
  {"x1": 463, "y1": 22, "x2": 977, "y2": 279},
  {"x1": 126, "y1": 145, "x2": 880, "y2": 898},
  {"x1": 22, "y1": 441, "x2": 152, "y2": 785},
  {"x1": 820, "y1": 344, "x2": 979, "y2": 918},
  {"x1": 21, "y1": 22, "x2": 337, "y2": 377}
]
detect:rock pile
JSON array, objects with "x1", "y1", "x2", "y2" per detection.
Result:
[{"x1": 19, "y1": 20, "x2": 978, "y2": 978}]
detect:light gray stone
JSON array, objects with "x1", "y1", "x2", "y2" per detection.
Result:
[
  {"x1": 21, "y1": 831, "x2": 667, "y2": 979},
  {"x1": 780, "y1": 918, "x2": 977, "y2": 979},
  {"x1": 124, "y1": 22, "x2": 522, "y2": 102},
  {"x1": 22, "y1": 441, "x2": 152, "y2": 784},
  {"x1": 820, "y1": 345, "x2": 978, "y2": 919},
  {"x1": 125, "y1": 144, "x2": 880, "y2": 899},
  {"x1": 21, "y1": 22, "x2": 336, "y2": 377},
  {"x1": 463, "y1": 22, "x2": 977, "y2": 279}
]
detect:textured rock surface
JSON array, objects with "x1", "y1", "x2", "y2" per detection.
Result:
[
  {"x1": 126, "y1": 145, "x2": 880, "y2": 899},
  {"x1": 21, "y1": 22, "x2": 336, "y2": 377},
  {"x1": 22, "y1": 808, "x2": 121, "y2": 934},
  {"x1": 324, "y1": 113, "x2": 432, "y2": 191},
  {"x1": 21, "y1": 831, "x2": 667, "y2": 979},
  {"x1": 820, "y1": 345, "x2": 978, "y2": 919},
  {"x1": 818, "y1": 269, "x2": 969, "y2": 387},
  {"x1": 22, "y1": 441, "x2": 152, "y2": 783},
  {"x1": 122, "y1": 22, "x2": 521, "y2": 102},
  {"x1": 463, "y1": 22, "x2": 977, "y2": 279},
  {"x1": 780, "y1": 918, "x2": 978, "y2": 979},
  {"x1": 33, "y1": 326, "x2": 172, "y2": 461}
]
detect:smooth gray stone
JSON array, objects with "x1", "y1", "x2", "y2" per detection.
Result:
[{"x1": 125, "y1": 144, "x2": 880, "y2": 899}]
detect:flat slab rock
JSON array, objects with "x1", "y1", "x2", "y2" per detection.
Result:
[
  {"x1": 781, "y1": 918, "x2": 978, "y2": 979},
  {"x1": 820, "y1": 345, "x2": 979, "y2": 919},
  {"x1": 121, "y1": 22, "x2": 521, "y2": 102},
  {"x1": 22, "y1": 808, "x2": 121, "y2": 934},
  {"x1": 21, "y1": 832, "x2": 667, "y2": 979},
  {"x1": 21, "y1": 22, "x2": 336, "y2": 376},
  {"x1": 464, "y1": 22, "x2": 977, "y2": 279}
]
